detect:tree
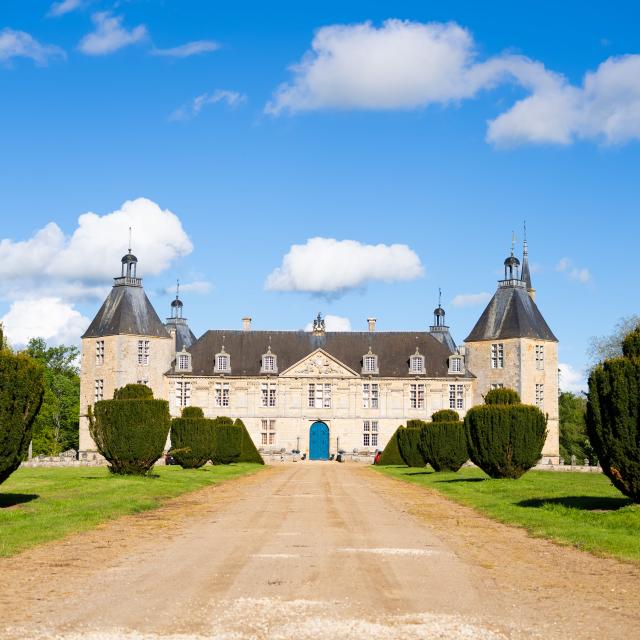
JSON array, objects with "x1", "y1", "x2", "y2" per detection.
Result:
[
  {"x1": 170, "y1": 407, "x2": 215, "y2": 469},
  {"x1": 559, "y1": 392, "x2": 596, "y2": 464},
  {"x1": 24, "y1": 338, "x2": 80, "y2": 455},
  {"x1": 420, "y1": 420, "x2": 468, "y2": 472},
  {"x1": 377, "y1": 427, "x2": 404, "y2": 465},
  {"x1": 234, "y1": 418, "x2": 264, "y2": 464},
  {"x1": 397, "y1": 423, "x2": 427, "y2": 467},
  {"x1": 588, "y1": 315, "x2": 640, "y2": 364},
  {"x1": 211, "y1": 417, "x2": 242, "y2": 464}
]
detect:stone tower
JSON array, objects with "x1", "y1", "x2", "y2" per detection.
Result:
[
  {"x1": 463, "y1": 242, "x2": 559, "y2": 463},
  {"x1": 78, "y1": 249, "x2": 174, "y2": 452}
]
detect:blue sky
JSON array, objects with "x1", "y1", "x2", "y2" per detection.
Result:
[{"x1": 1, "y1": 0, "x2": 640, "y2": 392}]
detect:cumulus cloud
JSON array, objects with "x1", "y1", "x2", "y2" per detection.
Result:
[
  {"x1": 304, "y1": 314, "x2": 352, "y2": 332},
  {"x1": 169, "y1": 90, "x2": 247, "y2": 121},
  {"x1": 556, "y1": 258, "x2": 591, "y2": 284},
  {"x1": 48, "y1": 0, "x2": 84, "y2": 17},
  {"x1": 151, "y1": 40, "x2": 220, "y2": 58},
  {"x1": 1, "y1": 298, "x2": 90, "y2": 348},
  {"x1": 451, "y1": 292, "x2": 492, "y2": 308},
  {"x1": 78, "y1": 12, "x2": 147, "y2": 55},
  {"x1": 266, "y1": 19, "x2": 640, "y2": 146},
  {"x1": 0, "y1": 28, "x2": 66, "y2": 65},
  {"x1": 265, "y1": 237, "x2": 424, "y2": 295},
  {"x1": 559, "y1": 362, "x2": 587, "y2": 395},
  {"x1": 163, "y1": 280, "x2": 212, "y2": 295},
  {"x1": 0, "y1": 197, "x2": 192, "y2": 301}
]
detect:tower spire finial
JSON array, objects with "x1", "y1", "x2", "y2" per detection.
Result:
[
  {"x1": 128, "y1": 226, "x2": 132, "y2": 254},
  {"x1": 176, "y1": 278, "x2": 180, "y2": 300},
  {"x1": 438, "y1": 287, "x2": 442, "y2": 308},
  {"x1": 511, "y1": 230, "x2": 516, "y2": 256}
]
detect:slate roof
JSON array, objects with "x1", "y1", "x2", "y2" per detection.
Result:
[
  {"x1": 82, "y1": 284, "x2": 170, "y2": 339},
  {"x1": 465, "y1": 282, "x2": 557, "y2": 343},
  {"x1": 169, "y1": 330, "x2": 472, "y2": 378},
  {"x1": 166, "y1": 319, "x2": 197, "y2": 351}
]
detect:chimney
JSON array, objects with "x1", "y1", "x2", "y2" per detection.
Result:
[
  {"x1": 242, "y1": 317, "x2": 252, "y2": 331},
  {"x1": 367, "y1": 317, "x2": 377, "y2": 333}
]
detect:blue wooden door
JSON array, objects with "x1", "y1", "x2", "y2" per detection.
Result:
[{"x1": 309, "y1": 421, "x2": 329, "y2": 460}]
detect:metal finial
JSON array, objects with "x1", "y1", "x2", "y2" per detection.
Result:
[
  {"x1": 523, "y1": 220, "x2": 527, "y2": 243},
  {"x1": 128, "y1": 226, "x2": 132, "y2": 253},
  {"x1": 176, "y1": 279, "x2": 180, "y2": 300},
  {"x1": 438, "y1": 287, "x2": 442, "y2": 308},
  {"x1": 511, "y1": 231, "x2": 516, "y2": 256}
]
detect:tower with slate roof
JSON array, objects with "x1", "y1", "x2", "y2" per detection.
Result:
[
  {"x1": 464, "y1": 240, "x2": 559, "y2": 462},
  {"x1": 78, "y1": 249, "x2": 175, "y2": 452}
]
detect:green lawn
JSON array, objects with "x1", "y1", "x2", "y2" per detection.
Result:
[
  {"x1": 0, "y1": 463, "x2": 263, "y2": 557},
  {"x1": 374, "y1": 466, "x2": 640, "y2": 563}
]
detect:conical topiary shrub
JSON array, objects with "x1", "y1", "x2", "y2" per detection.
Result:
[
  {"x1": 211, "y1": 417, "x2": 242, "y2": 464},
  {"x1": 377, "y1": 427, "x2": 404, "y2": 465},
  {"x1": 0, "y1": 341, "x2": 45, "y2": 485},
  {"x1": 234, "y1": 418, "x2": 264, "y2": 464},
  {"x1": 464, "y1": 388, "x2": 547, "y2": 479},
  {"x1": 586, "y1": 325, "x2": 640, "y2": 501},
  {"x1": 419, "y1": 418, "x2": 468, "y2": 472},
  {"x1": 170, "y1": 406, "x2": 215, "y2": 469},
  {"x1": 89, "y1": 384, "x2": 170, "y2": 475},
  {"x1": 397, "y1": 422, "x2": 427, "y2": 467}
]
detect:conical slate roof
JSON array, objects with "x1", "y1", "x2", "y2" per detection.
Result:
[
  {"x1": 82, "y1": 284, "x2": 170, "y2": 339},
  {"x1": 166, "y1": 319, "x2": 197, "y2": 352},
  {"x1": 465, "y1": 283, "x2": 557, "y2": 343}
]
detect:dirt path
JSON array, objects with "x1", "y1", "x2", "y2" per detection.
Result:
[{"x1": 1, "y1": 463, "x2": 639, "y2": 639}]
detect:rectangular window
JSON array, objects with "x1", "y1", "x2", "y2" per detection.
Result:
[
  {"x1": 363, "y1": 420, "x2": 379, "y2": 447},
  {"x1": 261, "y1": 419, "x2": 276, "y2": 445},
  {"x1": 535, "y1": 345, "x2": 545, "y2": 370},
  {"x1": 410, "y1": 383, "x2": 425, "y2": 409},
  {"x1": 177, "y1": 353, "x2": 190, "y2": 370},
  {"x1": 491, "y1": 343, "x2": 504, "y2": 369},
  {"x1": 96, "y1": 340, "x2": 104, "y2": 365},
  {"x1": 216, "y1": 354, "x2": 229, "y2": 372},
  {"x1": 136, "y1": 378, "x2": 149, "y2": 386},
  {"x1": 308, "y1": 383, "x2": 331, "y2": 408},
  {"x1": 138, "y1": 340, "x2": 150, "y2": 365},
  {"x1": 263, "y1": 354, "x2": 276, "y2": 372},
  {"x1": 451, "y1": 357, "x2": 462, "y2": 373},
  {"x1": 363, "y1": 383, "x2": 379, "y2": 409},
  {"x1": 449, "y1": 384, "x2": 464, "y2": 409},
  {"x1": 261, "y1": 382, "x2": 277, "y2": 407},
  {"x1": 536, "y1": 384, "x2": 544, "y2": 408},
  {"x1": 176, "y1": 381, "x2": 191, "y2": 408},
  {"x1": 410, "y1": 356, "x2": 424, "y2": 374},
  {"x1": 94, "y1": 379, "x2": 104, "y2": 402},
  {"x1": 215, "y1": 382, "x2": 230, "y2": 407},
  {"x1": 490, "y1": 383, "x2": 504, "y2": 390},
  {"x1": 363, "y1": 355, "x2": 377, "y2": 373}
]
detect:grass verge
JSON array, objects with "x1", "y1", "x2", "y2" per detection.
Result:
[
  {"x1": 0, "y1": 463, "x2": 263, "y2": 557},
  {"x1": 374, "y1": 465, "x2": 640, "y2": 563}
]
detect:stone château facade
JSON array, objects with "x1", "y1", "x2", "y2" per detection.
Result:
[{"x1": 79, "y1": 240, "x2": 560, "y2": 462}]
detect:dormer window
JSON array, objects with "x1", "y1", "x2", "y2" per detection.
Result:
[
  {"x1": 261, "y1": 346, "x2": 278, "y2": 374},
  {"x1": 362, "y1": 347, "x2": 379, "y2": 375},
  {"x1": 449, "y1": 355, "x2": 464, "y2": 375},
  {"x1": 177, "y1": 348, "x2": 192, "y2": 372},
  {"x1": 215, "y1": 346, "x2": 230, "y2": 373},
  {"x1": 409, "y1": 349, "x2": 425, "y2": 375}
]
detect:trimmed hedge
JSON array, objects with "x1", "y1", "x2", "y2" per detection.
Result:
[
  {"x1": 484, "y1": 388, "x2": 520, "y2": 405},
  {"x1": 587, "y1": 326, "x2": 640, "y2": 501},
  {"x1": 211, "y1": 417, "x2": 242, "y2": 464},
  {"x1": 170, "y1": 406, "x2": 215, "y2": 469},
  {"x1": 377, "y1": 427, "x2": 404, "y2": 465},
  {"x1": 89, "y1": 386, "x2": 170, "y2": 475},
  {"x1": 464, "y1": 397, "x2": 547, "y2": 479},
  {"x1": 420, "y1": 421, "x2": 468, "y2": 472},
  {"x1": 234, "y1": 418, "x2": 264, "y2": 464},
  {"x1": 431, "y1": 409, "x2": 459, "y2": 423},
  {"x1": 0, "y1": 348, "x2": 45, "y2": 484},
  {"x1": 397, "y1": 424, "x2": 427, "y2": 467}
]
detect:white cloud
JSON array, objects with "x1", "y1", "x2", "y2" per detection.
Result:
[
  {"x1": 151, "y1": 40, "x2": 220, "y2": 58},
  {"x1": 1, "y1": 298, "x2": 90, "y2": 348},
  {"x1": 265, "y1": 237, "x2": 424, "y2": 295},
  {"x1": 169, "y1": 90, "x2": 247, "y2": 121},
  {"x1": 48, "y1": 0, "x2": 84, "y2": 17},
  {"x1": 0, "y1": 28, "x2": 66, "y2": 65},
  {"x1": 164, "y1": 280, "x2": 212, "y2": 295},
  {"x1": 451, "y1": 292, "x2": 492, "y2": 308},
  {"x1": 0, "y1": 197, "x2": 193, "y2": 301},
  {"x1": 266, "y1": 19, "x2": 640, "y2": 146},
  {"x1": 559, "y1": 362, "x2": 587, "y2": 395},
  {"x1": 78, "y1": 12, "x2": 147, "y2": 55},
  {"x1": 556, "y1": 257, "x2": 591, "y2": 284},
  {"x1": 304, "y1": 314, "x2": 352, "y2": 332}
]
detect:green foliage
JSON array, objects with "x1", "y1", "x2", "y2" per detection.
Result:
[
  {"x1": 559, "y1": 392, "x2": 595, "y2": 464},
  {"x1": 420, "y1": 421, "x2": 468, "y2": 472},
  {"x1": 464, "y1": 399, "x2": 547, "y2": 479},
  {"x1": 89, "y1": 396, "x2": 170, "y2": 475},
  {"x1": 234, "y1": 418, "x2": 264, "y2": 464},
  {"x1": 431, "y1": 409, "x2": 459, "y2": 422},
  {"x1": 377, "y1": 427, "x2": 404, "y2": 465},
  {"x1": 622, "y1": 325, "x2": 640, "y2": 359},
  {"x1": 587, "y1": 355, "x2": 640, "y2": 501},
  {"x1": 24, "y1": 339, "x2": 79, "y2": 455},
  {"x1": 170, "y1": 408, "x2": 215, "y2": 469},
  {"x1": 0, "y1": 350, "x2": 45, "y2": 484},
  {"x1": 484, "y1": 388, "x2": 521, "y2": 405},
  {"x1": 211, "y1": 418, "x2": 242, "y2": 464},
  {"x1": 113, "y1": 384, "x2": 154, "y2": 400},
  {"x1": 589, "y1": 315, "x2": 640, "y2": 364},
  {"x1": 397, "y1": 425, "x2": 427, "y2": 467},
  {"x1": 181, "y1": 406, "x2": 204, "y2": 419}
]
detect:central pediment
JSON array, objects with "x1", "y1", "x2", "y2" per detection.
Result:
[{"x1": 280, "y1": 348, "x2": 358, "y2": 378}]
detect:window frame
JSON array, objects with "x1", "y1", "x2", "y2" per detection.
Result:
[
  {"x1": 137, "y1": 339, "x2": 150, "y2": 365},
  {"x1": 410, "y1": 383, "x2": 425, "y2": 409},
  {"x1": 261, "y1": 381, "x2": 277, "y2": 407},
  {"x1": 491, "y1": 343, "x2": 504, "y2": 369},
  {"x1": 214, "y1": 381, "x2": 230, "y2": 407}
]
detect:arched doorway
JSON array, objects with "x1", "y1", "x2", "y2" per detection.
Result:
[{"x1": 309, "y1": 421, "x2": 329, "y2": 460}]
